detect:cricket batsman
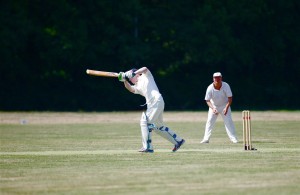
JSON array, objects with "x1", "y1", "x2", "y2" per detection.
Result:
[{"x1": 119, "y1": 67, "x2": 185, "y2": 153}]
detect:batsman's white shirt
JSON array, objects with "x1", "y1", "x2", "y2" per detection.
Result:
[
  {"x1": 205, "y1": 82, "x2": 232, "y2": 107},
  {"x1": 133, "y1": 70, "x2": 162, "y2": 106},
  {"x1": 132, "y1": 70, "x2": 164, "y2": 128}
]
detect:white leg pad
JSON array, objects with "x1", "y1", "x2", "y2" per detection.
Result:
[
  {"x1": 155, "y1": 126, "x2": 182, "y2": 145},
  {"x1": 140, "y1": 112, "x2": 153, "y2": 150}
]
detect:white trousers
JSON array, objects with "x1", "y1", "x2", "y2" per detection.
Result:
[
  {"x1": 140, "y1": 96, "x2": 182, "y2": 150},
  {"x1": 202, "y1": 106, "x2": 237, "y2": 142}
]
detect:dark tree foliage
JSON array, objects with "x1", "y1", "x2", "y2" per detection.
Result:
[{"x1": 1, "y1": 0, "x2": 299, "y2": 111}]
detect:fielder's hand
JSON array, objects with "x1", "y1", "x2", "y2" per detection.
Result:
[
  {"x1": 212, "y1": 108, "x2": 219, "y2": 115},
  {"x1": 118, "y1": 72, "x2": 126, "y2": 82},
  {"x1": 125, "y1": 70, "x2": 136, "y2": 79}
]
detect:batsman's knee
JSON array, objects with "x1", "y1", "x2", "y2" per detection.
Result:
[
  {"x1": 140, "y1": 121, "x2": 156, "y2": 132},
  {"x1": 140, "y1": 112, "x2": 157, "y2": 132},
  {"x1": 147, "y1": 123, "x2": 157, "y2": 132}
]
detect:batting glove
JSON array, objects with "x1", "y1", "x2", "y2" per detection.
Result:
[
  {"x1": 125, "y1": 70, "x2": 136, "y2": 79},
  {"x1": 118, "y1": 72, "x2": 126, "y2": 82}
]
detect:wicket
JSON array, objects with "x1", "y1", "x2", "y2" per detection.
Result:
[{"x1": 242, "y1": 110, "x2": 256, "y2": 150}]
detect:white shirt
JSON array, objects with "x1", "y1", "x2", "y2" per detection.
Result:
[
  {"x1": 133, "y1": 70, "x2": 161, "y2": 104},
  {"x1": 205, "y1": 82, "x2": 232, "y2": 107}
]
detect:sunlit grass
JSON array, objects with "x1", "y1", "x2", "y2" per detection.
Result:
[{"x1": 1, "y1": 112, "x2": 299, "y2": 195}]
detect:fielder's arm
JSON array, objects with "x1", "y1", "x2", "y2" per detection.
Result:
[
  {"x1": 206, "y1": 100, "x2": 218, "y2": 114},
  {"x1": 223, "y1": 97, "x2": 233, "y2": 115},
  {"x1": 206, "y1": 100, "x2": 214, "y2": 110}
]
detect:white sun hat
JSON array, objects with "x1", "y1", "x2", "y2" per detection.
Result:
[{"x1": 213, "y1": 72, "x2": 222, "y2": 77}]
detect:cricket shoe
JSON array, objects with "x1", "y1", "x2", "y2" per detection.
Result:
[
  {"x1": 231, "y1": 139, "x2": 238, "y2": 144},
  {"x1": 138, "y1": 148, "x2": 154, "y2": 153},
  {"x1": 200, "y1": 139, "x2": 209, "y2": 144},
  {"x1": 172, "y1": 139, "x2": 185, "y2": 152}
]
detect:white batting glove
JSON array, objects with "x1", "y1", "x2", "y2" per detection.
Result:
[
  {"x1": 125, "y1": 70, "x2": 136, "y2": 79},
  {"x1": 118, "y1": 72, "x2": 126, "y2": 82}
]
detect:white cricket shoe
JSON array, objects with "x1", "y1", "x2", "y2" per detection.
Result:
[
  {"x1": 231, "y1": 139, "x2": 238, "y2": 143},
  {"x1": 200, "y1": 139, "x2": 209, "y2": 144}
]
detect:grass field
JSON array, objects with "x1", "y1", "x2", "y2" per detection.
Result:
[{"x1": 1, "y1": 111, "x2": 300, "y2": 195}]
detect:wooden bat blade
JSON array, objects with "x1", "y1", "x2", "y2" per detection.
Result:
[{"x1": 86, "y1": 69, "x2": 119, "y2": 77}]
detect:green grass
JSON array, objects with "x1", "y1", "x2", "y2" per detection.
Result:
[{"x1": 1, "y1": 112, "x2": 300, "y2": 195}]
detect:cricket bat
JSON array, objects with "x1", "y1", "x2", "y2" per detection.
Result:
[{"x1": 86, "y1": 69, "x2": 119, "y2": 77}]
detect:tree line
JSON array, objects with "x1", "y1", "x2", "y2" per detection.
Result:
[{"x1": 1, "y1": 0, "x2": 299, "y2": 111}]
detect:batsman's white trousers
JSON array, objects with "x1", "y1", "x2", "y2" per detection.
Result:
[
  {"x1": 203, "y1": 105, "x2": 237, "y2": 142},
  {"x1": 140, "y1": 96, "x2": 182, "y2": 150}
]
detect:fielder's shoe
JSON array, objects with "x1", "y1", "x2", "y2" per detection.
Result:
[
  {"x1": 138, "y1": 148, "x2": 154, "y2": 153},
  {"x1": 172, "y1": 139, "x2": 185, "y2": 152},
  {"x1": 200, "y1": 139, "x2": 209, "y2": 144},
  {"x1": 231, "y1": 139, "x2": 238, "y2": 144}
]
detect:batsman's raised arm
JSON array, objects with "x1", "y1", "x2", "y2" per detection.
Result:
[
  {"x1": 119, "y1": 67, "x2": 149, "y2": 93},
  {"x1": 134, "y1": 67, "x2": 148, "y2": 75},
  {"x1": 124, "y1": 80, "x2": 135, "y2": 93}
]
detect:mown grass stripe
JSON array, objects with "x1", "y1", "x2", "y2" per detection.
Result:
[{"x1": 1, "y1": 148, "x2": 299, "y2": 156}]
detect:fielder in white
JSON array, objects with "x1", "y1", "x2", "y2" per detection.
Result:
[
  {"x1": 200, "y1": 72, "x2": 238, "y2": 144},
  {"x1": 119, "y1": 67, "x2": 185, "y2": 153}
]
